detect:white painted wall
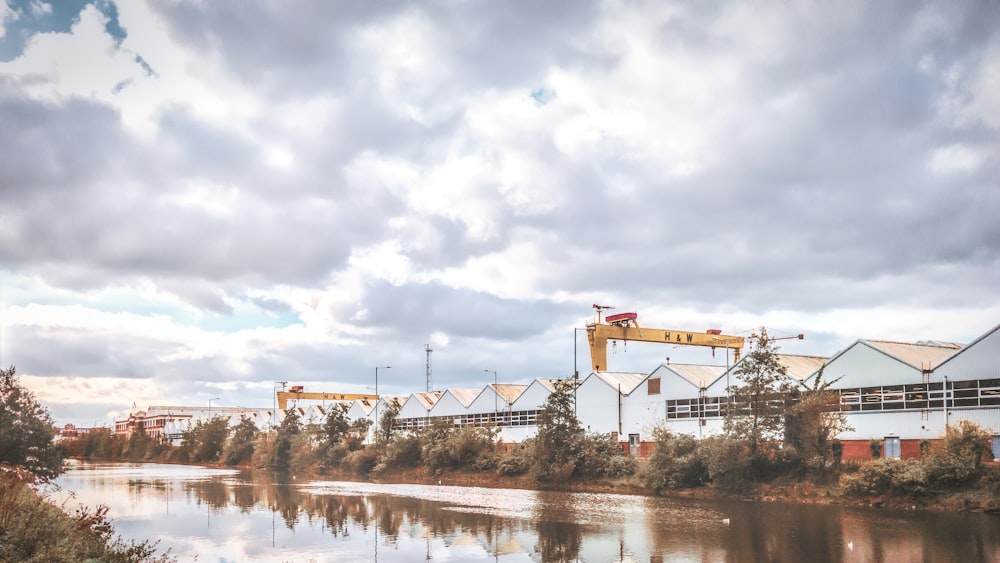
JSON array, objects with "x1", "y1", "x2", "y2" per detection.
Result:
[
  {"x1": 826, "y1": 342, "x2": 922, "y2": 388},
  {"x1": 575, "y1": 375, "x2": 623, "y2": 436}
]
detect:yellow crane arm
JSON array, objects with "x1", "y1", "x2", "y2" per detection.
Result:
[
  {"x1": 586, "y1": 323, "x2": 743, "y2": 371},
  {"x1": 276, "y1": 391, "x2": 378, "y2": 410}
]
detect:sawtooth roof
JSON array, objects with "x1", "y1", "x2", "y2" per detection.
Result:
[
  {"x1": 664, "y1": 364, "x2": 726, "y2": 388},
  {"x1": 864, "y1": 340, "x2": 962, "y2": 371},
  {"x1": 593, "y1": 371, "x2": 648, "y2": 395}
]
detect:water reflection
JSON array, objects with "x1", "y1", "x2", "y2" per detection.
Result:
[{"x1": 55, "y1": 462, "x2": 1000, "y2": 562}]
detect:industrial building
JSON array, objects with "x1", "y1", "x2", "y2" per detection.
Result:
[{"x1": 115, "y1": 321, "x2": 1000, "y2": 461}]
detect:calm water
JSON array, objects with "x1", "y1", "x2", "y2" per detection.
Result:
[{"x1": 53, "y1": 461, "x2": 1000, "y2": 563}]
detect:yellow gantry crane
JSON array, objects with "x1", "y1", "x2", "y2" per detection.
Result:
[
  {"x1": 276, "y1": 385, "x2": 377, "y2": 409},
  {"x1": 586, "y1": 304, "x2": 745, "y2": 371}
]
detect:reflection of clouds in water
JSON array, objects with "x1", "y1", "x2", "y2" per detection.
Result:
[
  {"x1": 306, "y1": 481, "x2": 727, "y2": 529},
  {"x1": 306, "y1": 481, "x2": 539, "y2": 519}
]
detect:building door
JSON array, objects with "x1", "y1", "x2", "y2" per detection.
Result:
[
  {"x1": 884, "y1": 436, "x2": 901, "y2": 459},
  {"x1": 628, "y1": 434, "x2": 640, "y2": 457}
]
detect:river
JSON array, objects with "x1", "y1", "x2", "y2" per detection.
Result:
[{"x1": 53, "y1": 461, "x2": 1000, "y2": 562}]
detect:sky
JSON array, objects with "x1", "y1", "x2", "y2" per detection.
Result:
[{"x1": 1, "y1": 1, "x2": 998, "y2": 427}]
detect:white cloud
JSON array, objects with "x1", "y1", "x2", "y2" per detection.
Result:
[
  {"x1": 929, "y1": 143, "x2": 984, "y2": 175},
  {"x1": 0, "y1": 0, "x2": 18, "y2": 39}
]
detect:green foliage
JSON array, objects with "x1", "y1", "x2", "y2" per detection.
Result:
[
  {"x1": 0, "y1": 366, "x2": 66, "y2": 483},
  {"x1": 724, "y1": 329, "x2": 793, "y2": 458},
  {"x1": 924, "y1": 421, "x2": 992, "y2": 486},
  {"x1": 223, "y1": 417, "x2": 259, "y2": 466},
  {"x1": 840, "y1": 458, "x2": 929, "y2": 498},
  {"x1": 641, "y1": 427, "x2": 707, "y2": 490},
  {"x1": 342, "y1": 448, "x2": 378, "y2": 475},
  {"x1": 0, "y1": 472, "x2": 174, "y2": 562},
  {"x1": 869, "y1": 438, "x2": 882, "y2": 459},
  {"x1": 532, "y1": 380, "x2": 584, "y2": 482},
  {"x1": 576, "y1": 432, "x2": 635, "y2": 479},
  {"x1": 377, "y1": 401, "x2": 400, "y2": 443},
  {"x1": 784, "y1": 368, "x2": 851, "y2": 472},
  {"x1": 416, "y1": 420, "x2": 499, "y2": 474},
  {"x1": 270, "y1": 410, "x2": 302, "y2": 471},
  {"x1": 841, "y1": 422, "x2": 994, "y2": 499},
  {"x1": 497, "y1": 441, "x2": 534, "y2": 476},
  {"x1": 179, "y1": 417, "x2": 229, "y2": 463},
  {"x1": 374, "y1": 432, "x2": 423, "y2": 474},
  {"x1": 62, "y1": 429, "x2": 126, "y2": 460},
  {"x1": 700, "y1": 436, "x2": 756, "y2": 493}
]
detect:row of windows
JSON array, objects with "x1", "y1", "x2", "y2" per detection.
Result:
[
  {"x1": 395, "y1": 410, "x2": 542, "y2": 431},
  {"x1": 666, "y1": 377, "x2": 1000, "y2": 419}
]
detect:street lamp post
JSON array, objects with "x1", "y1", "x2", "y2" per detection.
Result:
[
  {"x1": 574, "y1": 327, "x2": 586, "y2": 416},
  {"x1": 375, "y1": 365, "x2": 390, "y2": 442},
  {"x1": 273, "y1": 381, "x2": 287, "y2": 431},
  {"x1": 484, "y1": 369, "x2": 498, "y2": 423},
  {"x1": 208, "y1": 397, "x2": 220, "y2": 421}
]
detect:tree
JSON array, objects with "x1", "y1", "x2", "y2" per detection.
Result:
[
  {"x1": 784, "y1": 367, "x2": 851, "y2": 472},
  {"x1": 377, "y1": 400, "x2": 400, "y2": 443},
  {"x1": 180, "y1": 417, "x2": 228, "y2": 463},
  {"x1": 532, "y1": 379, "x2": 584, "y2": 482},
  {"x1": 0, "y1": 366, "x2": 65, "y2": 482},
  {"x1": 641, "y1": 426, "x2": 707, "y2": 490},
  {"x1": 223, "y1": 417, "x2": 259, "y2": 466},
  {"x1": 271, "y1": 409, "x2": 301, "y2": 471},
  {"x1": 317, "y1": 404, "x2": 351, "y2": 473},
  {"x1": 724, "y1": 328, "x2": 793, "y2": 457}
]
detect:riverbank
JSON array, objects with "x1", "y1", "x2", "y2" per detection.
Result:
[{"x1": 306, "y1": 463, "x2": 1000, "y2": 515}]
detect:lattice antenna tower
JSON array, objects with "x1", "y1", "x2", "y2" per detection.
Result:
[{"x1": 424, "y1": 344, "x2": 433, "y2": 393}]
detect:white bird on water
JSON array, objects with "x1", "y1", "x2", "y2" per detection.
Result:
[
  {"x1": 722, "y1": 518, "x2": 730, "y2": 525},
  {"x1": 848, "y1": 541, "x2": 854, "y2": 551}
]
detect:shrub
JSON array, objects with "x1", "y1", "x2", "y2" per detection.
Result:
[
  {"x1": 641, "y1": 428, "x2": 707, "y2": 491},
  {"x1": 373, "y1": 433, "x2": 423, "y2": 474},
  {"x1": 576, "y1": 432, "x2": 635, "y2": 479},
  {"x1": 497, "y1": 442, "x2": 534, "y2": 476},
  {"x1": 0, "y1": 472, "x2": 173, "y2": 562},
  {"x1": 923, "y1": 421, "x2": 992, "y2": 487},
  {"x1": 342, "y1": 448, "x2": 378, "y2": 476},
  {"x1": 869, "y1": 438, "x2": 882, "y2": 459},
  {"x1": 701, "y1": 436, "x2": 756, "y2": 494},
  {"x1": 840, "y1": 458, "x2": 928, "y2": 498}
]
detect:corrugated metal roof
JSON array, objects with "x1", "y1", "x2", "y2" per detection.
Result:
[
  {"x1": 411, "y1": 391, "x2": 442, "y2": 409},
  {"x1": 776, "y1": 354, "x2": 829, "y2": 381},
  {"x1": 536, "y1": 378, "x2": 570, "y2": 392},
  {"x1": 493, "y1": 384, "x2": 527, "y2": 403},
  {"x1": 864, "y1": 340, "x2": 962, "y2": 371},
  {"x1": 447, "y1": 388, "x2": 481, "y2": 407},
  {"x1": 594, "y1": 371, "x2": 647, "y2": 394},
  {"x1": 667, "y1": 364, "x2": 726, "y2": 388}
]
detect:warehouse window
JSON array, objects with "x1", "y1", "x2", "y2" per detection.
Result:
[{"x1": 648, "y1": 378, "x2": 661, "y2": 395}]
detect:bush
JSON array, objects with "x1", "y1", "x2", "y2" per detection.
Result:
[
  {"x1": 701, "y1": 436, "x2": 756, "y2": 494},
  {"x1": 923, "y1": 421, "x2": 992, "y2": 487},
  {"x1": 840, "y1": 458, "x2": 928, "y2": 498},
  {"x1": 0, "y1": 472, "x2": 174, "y2": 562},
  {"x1": 869, "y1": 438, "x2": 882, "y2": 459},
  {"x1": 342, "y1": 448, "x2": 379, "y2": 476},
  {"x1": 641, "y1": 428, "x2": 707, "y2": 491},
  {"x1": 497, "y1": 442, "x2": 534, "y2": 476},
  {"x1": 576, "y1": 432, "x2": 635, "y2": 479},
  {"x1": 373, "y1": 433, "x2": 423, "y2": 474}
]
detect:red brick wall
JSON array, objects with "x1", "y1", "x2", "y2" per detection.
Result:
[{"x1": 840, "y1": 439, "x2": 942, "y2": 461}]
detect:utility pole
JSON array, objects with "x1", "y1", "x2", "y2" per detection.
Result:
[{"x1": 425, "y1": 344, "x2": 433, "y2": 393}]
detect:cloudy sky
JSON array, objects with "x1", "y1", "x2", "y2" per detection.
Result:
[{"x1": 1, "y1": 1, "x2": 998, "y2": 427}]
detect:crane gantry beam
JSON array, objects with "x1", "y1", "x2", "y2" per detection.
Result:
[
  {"x1": 276, "y1": 389, "x2": 377, "y2": 410},
  {"x1": 585, "y1": 309, "x2": 744, "y2": 371}
]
